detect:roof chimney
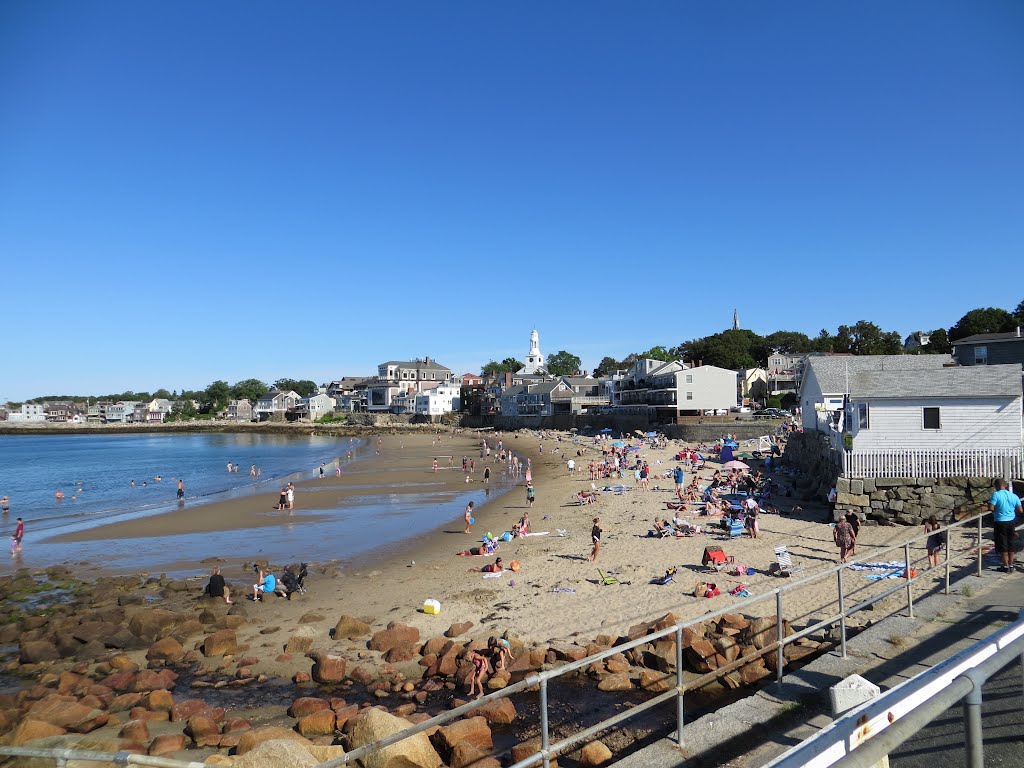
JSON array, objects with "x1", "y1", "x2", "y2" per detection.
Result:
[{"x1": 425, "y1": 356, "x2": 430, "y2": 365}]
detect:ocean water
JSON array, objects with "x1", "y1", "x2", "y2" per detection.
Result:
[
  {"x1": 0, "y1": 432, "x2": 358, "y2": 536},
  {"x1": 0, "y1": 432, "x2": 520, "y2": 576}
]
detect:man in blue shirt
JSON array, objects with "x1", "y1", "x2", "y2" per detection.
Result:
[
  {"x1": 988, "y1": 479, "x2": 1021, "y2": 573},
  {"x1": 253, "y1": 569, "x2": 277, "y2": 601},
  {"x1": 673, "y1": 466, "x2": 685, "y2": 500}
]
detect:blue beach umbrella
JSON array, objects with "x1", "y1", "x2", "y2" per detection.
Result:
[
  {"x1": 611, "y1": 441, "x2": 626, "y2": 447},
  {"x1": 600, "y1": 427, "x2": 614, "y2": 433}
]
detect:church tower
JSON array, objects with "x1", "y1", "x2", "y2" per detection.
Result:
[
  {"x1": 733, "y1": 308, "x2": 740, "y2": 331},
  {"x1": 520, "y1": 328, "x2": 545, "y2": 374}
]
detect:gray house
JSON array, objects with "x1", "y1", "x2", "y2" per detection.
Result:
[{"x1": 952, "y1": 329, "x2": 1024, "y2": 368}]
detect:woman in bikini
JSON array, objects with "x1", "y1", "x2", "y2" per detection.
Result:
[{"x1": 589, "y1": 517, "x2": 603, "y2": 562}]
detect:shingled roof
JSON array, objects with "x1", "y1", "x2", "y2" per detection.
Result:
[
  {"x1": 804, "y1": 355, "x2": 954, "y2": 394},
  {"x1": 851, "y1": 363, "x2": 1021, "y2": 399}
]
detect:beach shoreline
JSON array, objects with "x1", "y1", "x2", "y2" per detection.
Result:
[{"x1": 2, "y1": 427, "x2": 969, "y2": 649}]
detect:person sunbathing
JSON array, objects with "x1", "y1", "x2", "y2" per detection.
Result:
[
  {"x1": 475, "y1": 557, "x2": 504, "y2": 573},
  {"x1": 653, "y1": 518, "x2": 669, "y2": 537},
  {"x1": 457, "y1": 541, "x2": 497, "y2": 557}
]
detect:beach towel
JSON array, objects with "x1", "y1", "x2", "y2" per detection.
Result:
[
  {"x1": 483, "y1": 571, "x2": 504, "y2": 579},
  {"x1": 522, "y1": 531, "x2": 550, "y2": 537}
]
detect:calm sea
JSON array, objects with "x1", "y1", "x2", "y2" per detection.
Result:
[
  {"x1": 0, "y1": 432, "x2": 518, "y2": 576},
  {"x1": 0, "y1": 432, "x2": 355, "y2": 536}
]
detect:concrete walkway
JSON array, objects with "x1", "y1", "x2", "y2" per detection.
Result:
[{"x1": 609, "y1": 564, "x2": 1023, "y2": 768}]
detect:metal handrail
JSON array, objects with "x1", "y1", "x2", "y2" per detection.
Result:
[
  {"x1": 0, "y1": 509, "x2": 1013, "y2": 768},
  {"x1": 766, "y1": 609, "x2": 1024, "y2": 768}
]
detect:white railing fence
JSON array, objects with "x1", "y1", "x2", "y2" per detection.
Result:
[{"x1": 842, "y1": 448, "x2": 1024, "y2": 480}]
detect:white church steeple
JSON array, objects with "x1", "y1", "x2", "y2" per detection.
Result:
[{"x1": 519, "y1": 328, "x2": 546, "y2": 374}]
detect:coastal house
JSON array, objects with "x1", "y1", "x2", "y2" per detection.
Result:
[
  {"x1": 765, "y1": 351, "x2": 804, "y2": 397},
  {"x1": 105, "y1": 401, "x2": 141, "y2": 423},
  {"x1": 294, "y1": 393, "x2": 336, "y2": 421},
  {"x1": 415, "y1": 385, "x2": 461, "y2": 417},
  {"x1": 86, "y1": 401, "x2": 113, "y2": 422},
  {"x1": 226, "y1": 399, "x2": 253, "y2": 422},
  {"x1": 45, "y1": 403, "x2": 78, "y2": 423},
  {"x1": 366, "y1": 357, "x2": 453, "y2": 412},
  {"x1": 845, "y1": 364, "x2": 1023, "y2": 451},
  {"x1": 461, "y1": 373, "x2": 483, "y2": 386},
  {"x1": 335, "y1": 393, "x2": 365, "y2": 412},
  {"x1": 798, "y1": 354, "x2": 954, "y2": 433},
  {"x1": 551, "y1": 376, "x2": 611, "y2": 415},
  {"x1": 904, "y1": 331, "x2": 932, "y2": 351},
  {"x1": 133, "y1": 399, "x2": 173, "y2": 424},
  {"x1": 325, "y1": 377, "x2": 372, "y2": 399},
  {"x1": 951, "y1": 328, "x2": 1024, "y2": 368},
  {"x1": 738, "y1": 367, "x2": 767, "y2": 404},
  {"x1": 7, "y1": 403, "x2": 47, "y2": 423},
  {"x1": 500, "y1": 381, "x2": 567, "y2": 418},
  {"x1": 254, "y1": 390, "x2": 300, "y2": 421},
  {"x1": 389, "y1": 390, "x2": 418, "y2": 415},
  {"x1": 618, "y1": 360, "x2": 737, "y2": 420}
]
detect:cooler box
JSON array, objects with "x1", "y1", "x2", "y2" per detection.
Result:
[{"x1": 423, "y1": 599, "x2": 441, "y2": 615}]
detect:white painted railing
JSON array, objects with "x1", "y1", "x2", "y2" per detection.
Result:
[{"x1": 842, "y1": 448, "x2": 1024, "y2": 479}]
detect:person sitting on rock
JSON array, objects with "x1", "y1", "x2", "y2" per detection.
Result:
[
  {"x1": 489, "y1": 636, "x2": 513, "y2": 670},
  {"x1": 204, "y1": 566, "x2": 232, "y2": 604}
]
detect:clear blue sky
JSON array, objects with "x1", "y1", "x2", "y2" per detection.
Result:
[{"x1": 2, "y1": 1, "x2": 1022, "y2": 400}]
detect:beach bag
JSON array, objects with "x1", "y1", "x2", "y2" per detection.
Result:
[
  {"x1": 704, "y1": 583, "x2": 720, "y2": 598},
  {"x1": 902, "y1": 568, "x2": 918, "y2": 579},
  {"x1": 733, "y1": 564, "x2": 748, "y2": 576},
  {"x1": 501, "y1": 532, "x2": 513, "y2": 542},
  {"x1": 692, "y1": 581, "x2": 708, "y2": 598}
]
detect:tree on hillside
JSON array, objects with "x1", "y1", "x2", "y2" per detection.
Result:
[
  {"x1": 948, "y1": 307, "x2": 1014, "y2": 341},
  {"x1": 593, "y1": 356, "x2": 621, "y2": 377},
  {"x1": 639, "y1": 346, "x2": 674, "y2": 362},
  {"x1": 679, "y1": 329, "x2": 760, "y2": 370},
  {"x1": 832, "y1": 321, "x2": 902, "y2": 356},
  {"x1": 231, "y1": 379, "x2": 269, "y2": 402},
  {"x1": 274, "y1": 378, "x2": 318, "y2": 397},
  {"x1": 762, "y1": 331, "x2": 813, "y2": 355},
  {"x1": 546, "y1": 350, "x2": 582, "y2": 376},
  {"x1": 153, "y1": 389, "x2": 172, "y2": 400},
  {"x1": 921, "y1": 328, "x2": 952, "y2": 355},
  {"x1": 481, "y1": 358, "x2": 524, "y2": 375},
  {"x1": 812, "y1": 329, "x2": 834, "y2": 353},
  {"x1": 204, "y1": 380, "x2": 231, "y2": 412}
]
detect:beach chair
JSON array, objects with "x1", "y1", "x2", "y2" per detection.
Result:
[
  {"x1": 702, "y1": 546, "x2": 735, "y2": 574},
  {"x1": 771, "y1": 545, "x2": 802, "y2": 577},
  {"x1": 728, "y1": 519, "x2": 744, "y2": 538},
  {"x1": 597, "y1": 569, "x2": 619, "y2": 586}
]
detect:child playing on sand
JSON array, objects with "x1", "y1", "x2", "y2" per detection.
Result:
[{"x1": 464, "y1": 501, "x2": 475, "y2": 534}]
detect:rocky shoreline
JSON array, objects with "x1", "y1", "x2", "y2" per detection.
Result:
[{"x1": 0, "y1": 564, "x2": 833, "y2": 767}]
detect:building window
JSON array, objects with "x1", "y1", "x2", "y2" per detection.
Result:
[
  {"x1": 686, "y1": 391, "x2": 693, "y2": 400},
  {"x1": 857, "y1": 403, "x2": 869, "y2": 429},
  {"x1": 923, "y1": 407, "x2": 941, "y2": 430},
  {"x1": 974, "y1": 346, "x2": 987, "y2": 365},
  {"x1": 685, "y1": 374, "x2": 693, "y2": 383}
]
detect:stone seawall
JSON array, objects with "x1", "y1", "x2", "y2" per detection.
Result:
[{"x1": 835, "y1": 476, "x2": 990, "y2": 526}]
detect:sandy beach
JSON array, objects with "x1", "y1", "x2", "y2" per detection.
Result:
[{"x1": 27, "y1": 429, "x2": 973, "y2": 649}]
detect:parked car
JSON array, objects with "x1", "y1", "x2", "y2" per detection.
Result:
[{"x1": 753, "y1": 408, "x2": 789, "y2": 420}]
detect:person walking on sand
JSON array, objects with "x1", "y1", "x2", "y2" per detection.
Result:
[
  {"x1": 433, "y1": 459, "x2": 438, "y2": 473},
  {"x1": 464, "y1": 501, "x2": 475, "y2": 534},
  {"x1": 286, "y1": 483, "x2": 295, "y2": 511},
  {"x1": 526, "y1": 482, "x2": 535, "y2": 508},
  {"x1": 833, "y1": 515, "x2": 856, "y2": 563},
  {"x1": 589, "y1": 517, "x2": 603, "y2": 562},
  {"x1": 483, "y1": 466, "x2": 490, "y2": 484},
  {"x1": 924, "y1": 515, "x2": 944, "y2": 568},
  {"x1": 319, "y1": 463, "x2": 326, "y2": 478},
  {"x1": 177, "y1": 479, "x2": 185, "y2": 500}
]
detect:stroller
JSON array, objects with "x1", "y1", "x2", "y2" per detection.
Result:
[{"x1": 280, "y1": 563, "x2": 308, "y2": 600}]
